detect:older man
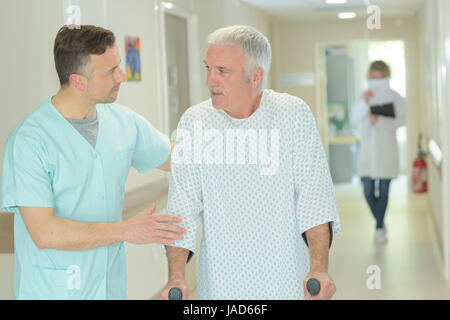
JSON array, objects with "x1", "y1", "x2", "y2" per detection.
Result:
[{"x1": 159, "y1": 25, "x2": 341, "y2": 300}]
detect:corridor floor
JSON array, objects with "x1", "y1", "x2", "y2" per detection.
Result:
[{"x1": 330, "y1": 176, "x2": 450, "y2": 299}]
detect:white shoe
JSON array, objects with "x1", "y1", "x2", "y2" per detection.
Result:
[{"x1": 375, "y1": 227, "x2": 387, "y2": 244}]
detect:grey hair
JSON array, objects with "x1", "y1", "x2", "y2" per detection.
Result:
[{"x1": 207, "y1": 25, "x2": 271, "y2": 85}]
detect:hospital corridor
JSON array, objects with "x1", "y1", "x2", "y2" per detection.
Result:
[
  {"x1": 331, "y1": 177, "x2": 449, "y2": 299},
  {"x1": 1, "y1": 0, "x2": 450, "y2": 301}
]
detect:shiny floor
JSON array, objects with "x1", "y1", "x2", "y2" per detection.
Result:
[{"x1": 330, "y1": 176, "x2": 450, "y2": 299}]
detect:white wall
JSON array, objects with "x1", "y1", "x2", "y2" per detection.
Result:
[
  {"x1": 0, "y1": 0, "x2": 63, "y2": 201},
  {"x1": 419, "y1": 0, "x2": 450, "y2": 280},
  {"x1": 440, "y1": 0, "x2": 450, "y2": 282},
  {"x1": 420, "y1": 0, "x2": 443, "y2": 257}
]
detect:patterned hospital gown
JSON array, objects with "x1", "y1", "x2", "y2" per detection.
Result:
[{"x1": 167, "y1": 89, "x2": 341, "y2": 300}]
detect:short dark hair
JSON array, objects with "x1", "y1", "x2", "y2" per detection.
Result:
[{"x1": 54, "y1": 25, "x2": 116, "y2": 86}]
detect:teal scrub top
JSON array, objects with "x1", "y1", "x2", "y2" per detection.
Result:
[{"x1": 0, "y1": 97, "x2": 171, "y2": 299}]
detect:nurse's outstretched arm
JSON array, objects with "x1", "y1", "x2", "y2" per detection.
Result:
[{"x1": 18, "y1": 204, "x2": 186, "y2": 251}]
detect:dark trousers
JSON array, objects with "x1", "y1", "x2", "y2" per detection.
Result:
[{"x1": 361, "y1": 177, "x2": 392, "y2": 230}]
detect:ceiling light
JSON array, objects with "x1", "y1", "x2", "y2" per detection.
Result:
[
  {"x1": 162, "y1": 2, "x2": 174, "y2": 9},
  {"x1": 338, "y1": 12, "x2": 356, "y2": 19},
  {"x1": 326, "y1": 0, "x2": 347, "y2": 4}
]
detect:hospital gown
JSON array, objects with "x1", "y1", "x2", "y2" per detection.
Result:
[{"x1": 167, "y1": 89, "x2": 341, "y2": 300}]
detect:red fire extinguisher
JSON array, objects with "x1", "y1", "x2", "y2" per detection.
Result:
[{"x1": 412, "y1": 133, "x2": 427, "y2": 193}]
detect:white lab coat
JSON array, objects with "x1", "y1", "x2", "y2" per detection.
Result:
[{"x1": 351, "y1": 89, "x2": 407, "y2": 179}]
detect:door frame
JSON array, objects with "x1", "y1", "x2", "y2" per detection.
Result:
[
  {"x1": 315, "y1": 38, "x2": 410, "y2": 172},
  {"x1": 156, "y1": 1, "x2": 201, "y2": 137}
]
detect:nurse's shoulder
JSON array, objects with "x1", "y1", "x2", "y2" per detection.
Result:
[
  {"x1": 3, "y1": 99, "x2": 55, "y2": 155},
  {"x1": 97, "y1": 102, "x2": 139, "y2": 123}
]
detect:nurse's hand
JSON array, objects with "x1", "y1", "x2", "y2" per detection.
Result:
[
  {"x1": 157, "y1": 279, "x2": 189, "y2": 300},
  {"x1": 364, "y1": 90, "x2": 373, "y2": 103},
  {"x1": 369, "y1": 113, "x2": 379, "y2": 124},
  {"x1": 123, "y1": 203, "x2": 186, "y2": 245}
]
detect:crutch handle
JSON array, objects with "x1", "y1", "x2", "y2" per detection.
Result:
[
  {"x1": 168, "y1": 287, "x2": 183, "y2": 300},
  {"x1": 306, "y1": 278, "x2": 321, "y2": 296}
]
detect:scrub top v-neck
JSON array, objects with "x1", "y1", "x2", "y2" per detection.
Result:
[
  {"x1": 66, "y1": 109, "x2": 99, "y2": 149},
  {"x1": 1, "y1": 97, "x2": 171, "y2": 299}
]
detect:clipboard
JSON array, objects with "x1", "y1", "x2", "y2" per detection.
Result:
[{"x1": 370, "y1": 103, "x2": 395, "y2": 118}]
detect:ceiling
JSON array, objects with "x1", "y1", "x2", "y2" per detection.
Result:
[{"x1": 240, "y1": 0, "x2": 424, "y2": 21}]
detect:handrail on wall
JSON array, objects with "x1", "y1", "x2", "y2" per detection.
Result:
[{"x1": 428, "y1": 138, "x2": 443, "y2": 178}]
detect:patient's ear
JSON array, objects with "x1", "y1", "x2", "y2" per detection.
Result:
[{"x1": 250, "y1": 69, "x2": 264, "y2": 88}]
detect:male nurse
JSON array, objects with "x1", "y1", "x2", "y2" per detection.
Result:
[{"x1": 0, "y1": 25, "x2": 186, "y2": 299}]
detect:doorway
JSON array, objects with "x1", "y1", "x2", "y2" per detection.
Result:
[
  {"x1": 157, "y1": 5, "x2": 201, "y2": 138},
  {"x1": 157, "y1": 3, "x2": 201, "y2": 297},
  {"x1": 164, "y1": 13, "x2": 191, "y2": 135},
  {"x1": 320, "y1": 39, "x2": 408, "y2": 184}
]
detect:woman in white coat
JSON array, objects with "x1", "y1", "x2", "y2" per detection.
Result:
[{"x1": 351, "y1": 60, "x2": 407, "y2": 244}]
